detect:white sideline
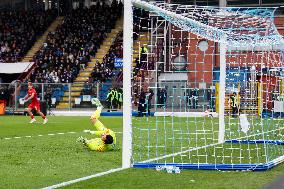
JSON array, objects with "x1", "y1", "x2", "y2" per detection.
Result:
[
  {"x1": 42, "y1": 167, "x2": 127, "y2": 189},
  {"x1": 1, "y1": 131, "x2": 122, "y2": 141}
]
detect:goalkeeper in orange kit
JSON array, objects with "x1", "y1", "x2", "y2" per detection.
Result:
[{"x1": 77, "y1": 99, "x2": 116, "y2": 152}]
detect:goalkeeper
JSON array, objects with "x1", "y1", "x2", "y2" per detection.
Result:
[{"x1": 77, "y1": 99, "x2": 116, "y2": 152}]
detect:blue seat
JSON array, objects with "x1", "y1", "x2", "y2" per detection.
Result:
[
  {"x1": 99, "y1": 81, "x2": 112, "y2": 98},
  {"x1": 63, "y1": 85, "x2": 69, "y2": 91},
  {"x1": 52, "y1": 90, "x2": 59, "y2": 98},
  {"x1": 20, "y1": 90, "x2": 26, "y2": 98}
]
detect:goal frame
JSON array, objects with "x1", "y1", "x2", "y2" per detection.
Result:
[{"x1": 123, "y1": 0, "x2": 284, "y2": 171}]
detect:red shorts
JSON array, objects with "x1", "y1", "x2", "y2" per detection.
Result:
[{"x1": 28, "y1": 102, "x2": 40, "y2": 111}]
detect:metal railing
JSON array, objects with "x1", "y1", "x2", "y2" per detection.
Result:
[
  {"x1": 1, "y1": 80, "x2": 277, "y2": 114},
  {"x1": 0, "y1": 81, "x2": 215, "y2": 112}
]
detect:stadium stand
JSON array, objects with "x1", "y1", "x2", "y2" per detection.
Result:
[
  {"x1": 21, "y1": 16, "x2": 64, "y2": 62},
  {"x1": 91, "y1": 31, "x2": 123, "y2": 82},
  {"x1": 0, "y1": 10, "x2": 57, "y2": 63},
  {"x1": 12, "y1": 1, "x2": 123, "y2": 109},
  {"x1": 52, "y1": 2, "x2": 123, "y2": 108}
]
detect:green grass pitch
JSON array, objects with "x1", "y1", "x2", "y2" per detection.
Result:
[{"x1": 0, "y1": 115, "x2": 284, "y2": 189}]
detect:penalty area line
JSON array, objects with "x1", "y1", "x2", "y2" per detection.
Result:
[{"x1": 42, "y1": 167, "x2": 127, "y2": 189}]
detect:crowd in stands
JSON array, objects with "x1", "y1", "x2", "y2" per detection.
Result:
[
  {"x1": 91, "y1": 31, "x2": 123, "y2": 83},
  {"x1": 94, "y1": 29, "x2": 152, "y2": 82},
  {"x1": 90, "y1": 59, "x2": 113, "y2": 83},
  {"x1": 29, "y1": 0, "x2": 123, "y2": 84},
  {"x1": 90, "y1": 24, "x2": 151, "y2": 85},
  {"x1": 89, "y1": 8, "x2": 149, "y2": 84},
  {"x1": 0, "y1": 10, "x2": 57, "y2": 63}
]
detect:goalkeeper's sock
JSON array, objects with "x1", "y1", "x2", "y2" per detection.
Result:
[
  {"x1": 92, "y1": 109, "x2": 101, "y2": 119},
  {"x1": 94, "y1": 120, "x2": 105, "y2": 131},
  {"x1": 31, "y1": 115, "x2": 34, "y2": 119}
]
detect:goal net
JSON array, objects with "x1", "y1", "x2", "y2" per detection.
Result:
[{"x1": 127, "y1": 0, "x2": 284, "y2": 170}]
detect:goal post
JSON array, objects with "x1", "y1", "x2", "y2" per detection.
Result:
[
  {"x1": 123, "y1": 0, "x2": 284, "y2": 170},
  {"x1": 218, "y1": 38, "x2": 227, "y2": 144},
  {"x1": 122, "y1": 0, "x2": 133, "y2": 169}
]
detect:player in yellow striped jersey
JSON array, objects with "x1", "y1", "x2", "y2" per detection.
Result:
[{"x1": 77, "y1": 99, "x2": 116, "y2": 152}]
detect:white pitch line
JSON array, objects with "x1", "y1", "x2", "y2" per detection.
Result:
[
  {"x1": 42, "y1": 167, "x2": 127, "y2": 189},
  {"x1": 1, "y1": 131, "x2": 122, "y2": 141}
]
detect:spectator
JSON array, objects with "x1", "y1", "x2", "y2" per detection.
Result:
[
  {"x1": 161, "y1": 88, "x2": 167, "y2": 108},
  {"x1": 229, "y1": 92, "x2": 239, "y2": 117},
  {"x1": 140, "y1": 45, "x2": 148, "y2": 62},
  {"x1": 146, "y1": 88, "x2": 154, "y2": 116},
  {"x1": 158, "y1": 88, "x2": 167, "y2": 108},
  {"x1": 137, "y1": 89, "x2": 146, "y2": 117},
  {"x1": 191, "y1": 88, "x2": 199, "y2": 109}
]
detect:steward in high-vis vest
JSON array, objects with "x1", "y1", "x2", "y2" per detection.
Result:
[
  {"x1": 106, "y1": 88, "x2": 113, "y2": 110},
  {"x1": 117, "y1": 88, "x2": 123, "y2": 109},
  {"x1": 139, "y1": 45, "x2": 148, "y2": 65},
  {"x1": 113, "y1": 88, "x2": 118, "y2": 109}
]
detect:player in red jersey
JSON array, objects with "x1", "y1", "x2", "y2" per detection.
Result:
[{"x1": 23, "y1": 82, "x2": 48, "y2": 124}]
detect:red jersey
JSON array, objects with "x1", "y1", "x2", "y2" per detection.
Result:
[{"x1": 28, "y1": 88, "x2": 39, "y2": 104}]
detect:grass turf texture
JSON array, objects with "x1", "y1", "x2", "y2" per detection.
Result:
[
  {"x1": 0, "y1": 116, "x2": 122, "y2": 189},
  {"x1": 0, "y1": 115, "x2": 284, "y2": 189}
]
